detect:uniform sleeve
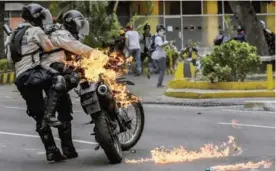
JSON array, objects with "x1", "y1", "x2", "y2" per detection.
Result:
[
  {"x1": 32, "y1": 27, "x2": 54, "y2": 52},
  {"x1": 51, "y1": 31, "x2": 94, "y2": 57},
  {"x1": 5, "y1": 35, "x2": 13, "y2": 64},
  {"x1": 7, "y1": 47, "x2": 12, "y2": 64}
]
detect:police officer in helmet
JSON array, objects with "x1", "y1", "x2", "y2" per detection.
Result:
[
  {"x1": 7, "y1": 3, "x2": 66, "y2": 162},
  {"x1": 40, "y1": 9, "x2": 97, "y2": 159}
]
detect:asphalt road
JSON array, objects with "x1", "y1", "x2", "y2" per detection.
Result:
[{"x1": 0, "y1": 86, "x2": 274, "y2": 171}]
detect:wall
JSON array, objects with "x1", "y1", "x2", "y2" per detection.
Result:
[{"x1": 130, "y1": 1, "x2": 159, "y2": 35}]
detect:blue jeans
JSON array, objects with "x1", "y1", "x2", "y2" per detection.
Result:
[{"x1": 129, "y1": 49, "x2": 142, "y2": 74}]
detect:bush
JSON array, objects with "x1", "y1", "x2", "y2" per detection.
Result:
[
  {"x1": 0, "y1": 59, "x2": 9, "y2": 73},
  {"x1": 164, "y1": 46, "x2": 179, "y2": 73},
  {"x1": 0, "y1": 59, "x2": 14, "y2": 73},
  {"x1": 200, "y1": 40, "x2": 262, "y2": 82}
]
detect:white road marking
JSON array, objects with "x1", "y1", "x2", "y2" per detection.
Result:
[
  {"x1": 37, "y1": 152, "x2": 45, "y2": 155},
  {"x1": 37, "y1": 149, "x2": 91, "y2": 155},
  {"x1": 0, "y1": 143, "x2": 6, "y2": 148},
  {"x1": 4, "y1": 106, "x2": 83, "y2": 113},
  {"x1": 24, "y1": 148, "x2": 37, "y2": 151},
  {"x1": 221, "y1": 109, "x2": 275, "y2": 113},
  {"x1": 0, "y1": 131, "x2": 97, "y2": 145},
  {"x1": 218, "y1": 122, "x2": 275, "y2": 129},
  {"x1": 4, "y1": 106, "x2": 25, "y2": 110}
]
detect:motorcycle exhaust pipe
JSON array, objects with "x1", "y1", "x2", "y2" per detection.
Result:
[{"x1": 97, "y1": 84, "x2": 108, "y2": 95}]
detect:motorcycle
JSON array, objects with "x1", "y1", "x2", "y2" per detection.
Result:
[{"x1": 74, "y1": 74, "x2": 145, "y2": 164}]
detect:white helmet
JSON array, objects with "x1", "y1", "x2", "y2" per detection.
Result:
[{"x1": 260, "y1": 20, "x2": 266, "y2": 29}]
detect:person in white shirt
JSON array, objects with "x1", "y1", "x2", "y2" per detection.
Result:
[
  {"x1": 151, "y1": 25, "x2": 173, "y2": 87},
  {"x1": 125, "y1": 26, "x2": 142, "y2": 76}
]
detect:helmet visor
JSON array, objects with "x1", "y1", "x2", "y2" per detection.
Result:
[
  {"x1": 74, "y1": 17, "x2": 90, "y2": 38},
  {"x1": 41, "y1": 9, "x2": 53, "y2": 28}
]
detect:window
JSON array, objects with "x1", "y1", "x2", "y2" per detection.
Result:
[
  {"x1": 10, "y1": 11, "x2": 22, "y2": 17},
  {"x1": 137, "y1": 4, "x2": 141, "y2": 15},
  {"x1": 165, "y1": 1, "x2": 180, "y2": 15},
  {"x1": 252, "y1": 1, "x2": 261, "y2": 13},
  {"x1": 224, "y1": 1, "x2": 233, "y2": 14},
  {"x1": 158, "y1": 1, "x2": 164, "y2": 15},
  {"x1": 4, "y1": 11, "x2": 9, "y2": 18},
  {"x1": 217, "y1": 1, "x2": 222, "y2": 14},
  {"x1": 182, "y1": 1, "x2": 202, "y2": 15},
  {"x1": 224, "y1": 1, "x2": 261, "y2": 14},
  {"x1": 116, "y1": 1, "x2": 130, "y2": 17}
]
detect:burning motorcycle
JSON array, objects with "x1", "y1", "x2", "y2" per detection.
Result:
[{"x1": 74, "y1": 52, "x2": 145, "y2": 164}]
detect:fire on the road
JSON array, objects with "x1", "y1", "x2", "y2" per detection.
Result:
[
  {"x1": 125, "y1": 136, "x2": 242, "y2": 164},
  {"x1": 231, "y1": 119, "x2": 239, "y2": 128},
  {"x1": 66, "y1": 49, "x2": 139, "y2": 107},
  {"x1": 210, "y1": 160, "x2": 272, "y2": 171}
]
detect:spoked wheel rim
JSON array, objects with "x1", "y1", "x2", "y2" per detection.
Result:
[{"x1": 117, "y1": 102, "x2": 142, "y2": 145}]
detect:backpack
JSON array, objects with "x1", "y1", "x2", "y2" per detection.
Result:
[
  {"x1": 9, "y1": 25, "x2": 40, "y2": 63},
  {"x1": 214, "y1": 35, "x2": 224, "y2": 46},
  {"x1": 150, "y1": 35, "x2": 160, "y2": 52}
]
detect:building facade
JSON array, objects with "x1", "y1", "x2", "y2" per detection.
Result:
[
  {"x1": 125, "y1": 1, "x2": 276, "y2": 51},
  {"x1": 4, "y1": 1, "x2": 275, "y2": 51}
]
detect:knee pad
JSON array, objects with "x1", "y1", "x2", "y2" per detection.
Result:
[
  {"x1": 35, "y1": 122, "x2": 51, "y2": 133},
  {"x1": 53, "y1": 75, "x2": 66, "y2": 92},
  {"x1": 70, "y1": 72, "x2": 80, "y2": 87},
  {"x1": 65, "y1": 72, "x2": 80, "y2": 91},
  {"x1": 50, "y1": 62, "x2": 65, "y2": 73}
]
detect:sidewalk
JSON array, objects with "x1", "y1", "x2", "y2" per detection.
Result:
[
  {"x1": 0, "y1": 75, "x2": 274, "y2": 107},
  {"x1": 125, "y1": 74, "x2": 275, "y2": 107}
]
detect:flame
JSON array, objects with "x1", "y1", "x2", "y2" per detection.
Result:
[
  {"x1": 231, "y1": 119, "x2": 239, "y2": 128},
  {"x1": 65, "y1": 49, "x2": 139, "y2": 108},
  {"x1": 210, "y1": 160, "x2": 273, "y2": 171},
  {"x1": 125, "y1": 136, "x2": 242, "y2": 164}
]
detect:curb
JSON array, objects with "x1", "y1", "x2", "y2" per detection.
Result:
[
  {"x1": 244, "y1": 101, "x2": 275, "y2": 111},
  {"x1": 168, "y1": 79, "x2": 273, "y2": 90},
  {"x1": 0, "y1": 72, "x2": 15, "y2": 85},
  {"x1": 165, "y1": 89, "x2": 275, "y2": 99}
]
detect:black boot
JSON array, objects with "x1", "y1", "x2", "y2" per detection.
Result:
[
  {"x1": 37, "y1": 126, "x2": 66, "y2": 162},
  {"x1": 43, "y1": 90, "x2": 62, "y2": 128},
  {"x1": 58, "y1": 122, "x2": 78, "y2": 159}
]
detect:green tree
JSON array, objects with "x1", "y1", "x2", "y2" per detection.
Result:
[
  {"x1": 50, "y1": 1, "x2": 121, "y2": 48},
  {"x1": 228, "y1": 1, "x2": 270, "y2": 56},
  {"x1": 0, "y1": 1, "x2": 5, "y2": 58}
]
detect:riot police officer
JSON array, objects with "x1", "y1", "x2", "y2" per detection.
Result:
[
  {"x1": 7, "y1": 3, "x2": 66, "y2": 162},
  {"x1": 40, "y1": 9, "x2": 99, "y2": 159}
]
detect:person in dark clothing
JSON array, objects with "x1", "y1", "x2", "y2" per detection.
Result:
[
  {"x1": 260, "y1": 20, "x2": 275, "y2": 55},
  {"x1": 233, "y1": 25, "x2": 246, "y2": 42},
  {"x1": 7, "y1": 3, "x2": 66, "y2": 162},
  {"x1": 140, "y1": 24, "x2": 156, "y2": 78}
]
